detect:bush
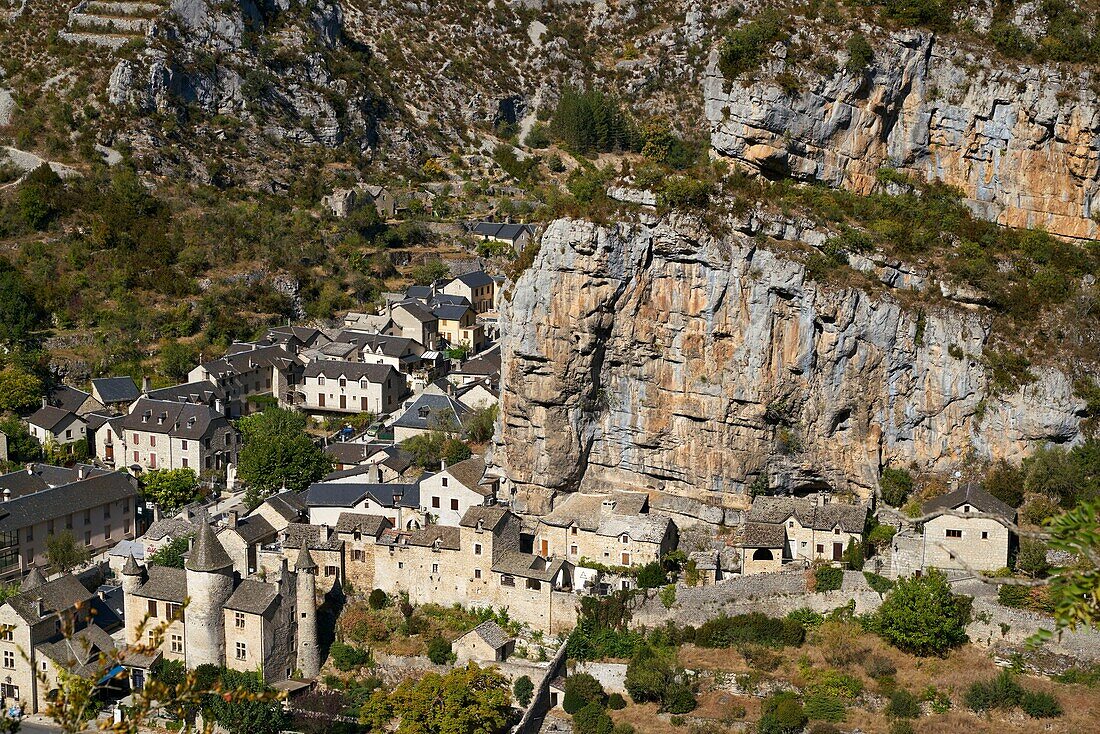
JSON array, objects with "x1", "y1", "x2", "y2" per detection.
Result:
[
  {"x1": 814, "y1": 566, "x2": 844, "y2": 592},
  {"x1": 1015, "y1": 539, "x2": 1050, "y2": 578},
  {"x1": 888, "y1": 722, "x2": 915, "y2": 734},
  {"x1": 606, "y1": 693, "x2": 626, "y2": 710},
  {"x1": 863, "y1": 655, "x2": 897, "y2": 679},
  {"x1": 513, "y1": 675, "x2": 534, "y2": 707},
  {"x1": 965, "y1": 670, "x2": 1024, "y2": 712},
  {"x1": 786, "y1": 608, "x2": 824, "y2": 630},
  {"x1": 573, "y1": 702, "x2": 614, "y2": 734},
  {"x1": 803, "y1": 691, "x2": 845, "y2": 722},
  {"x1": 563, "y1": 673, "x2": 606, "y2": 714},
  {"x1": 758, "y1": 692, "x2": 807, "y2": 734},
  {"x1": 983, "y1": 460, "x2": 1026, "y2": 507},
  {"x1": 659, "y1": 584, "x2": 677, "y2": 609},
  {"x1": 695, "y1": 613, "x2": 804, "y2": 649},
  {"x1": 368, "y1": 588, "x2": 388, "y2": 610},
  {"x1": 718, "y1": 10, "x2": 786, "y2": 78},
  {"x1": 880, "y1": 468, "x2": 914, "y2": 507},
  {"x1": 1020, "y1": 690, "x2": 1063, "y2": 718},
  {"x1": 874, "y1": 570, "x2": 970, "y2": 656},
  {"x1": 636, "y1": 562, "x2": 667, "y2": 589},
  {"x1": 845, "y1": 33, "x2": 873, "y2": 73},
  {"x1": 997, "y1": 583, "x2": 1031, "y2": 608},
  {"x1": 426, "y1": 636, "x2": 451, "y2": 665},
  {"x1": 662, "y1": 682, "x2": 697, "y2": 714},
  {"x1": 886, "y1": 689, "x2": 920, "y2": 719},
  {"x1": 867, "y1": 524, "x2": 896, "y2": 551},
  {"x1": 329, "y1": 642, "x2": 370, "y2": 671},
  {"x1": 863, "y1": 572, "x2": 895, "y2": 595}
]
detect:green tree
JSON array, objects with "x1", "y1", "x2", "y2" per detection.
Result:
[
  {"x1": 0, "y1": 416, "x2": 41, "y2": 463},
  {"x1": 983, "y1": 459, "x2": 1026, "y2": 507},
  {"x1": 0, "y1": 257, "x2": 46, "y2": 349},
  {"x1": 513, "y1": 676, "x2": 534, "y2": 707},
  {"x1": 149, "y1": 536, "x2": 192, "y2": 569},
  {"x1": 550, "y1": 88, "x2": 635, "y2": 153},
  {"x1": 142, "y1": 468, "x2": 200, "y2": 514},
  {"x1": 1015, "y1": 538, "x2": 1050, "y2": 578},
  {"x1": 465, "y1": 404, "x2": 499, "y2": 444},
  {"x1": 17, "y1": 163, "x2": 64, "y2": 230},
  {"x1": 410, "y1": 260, "x2": 450, "y2": 285},
  {"x1": 1038, "y1": 499, "x2": 1100, "y2": 637},
  {"x1": 159, "y1": 339, "x2": 200, "y2": 381},
  {"x1": 203, "y1": 668, "x2": 287, "y2": 734},
  {"x1": 635, "y1": 562, "x2": 666, "y2": 589},
  {"x1": 758, "y1": 691, "x2": 806, "y2": 734},
  {"x1": 880, "y1": 468, "x2": 913, "y2": 507},
  {"x1": 572, "y1": 702, "x2": 613, "y2": 734},
  {"x1": 0, "y1": 365, "x2": 43, "y2": 413},
  {"x1": 563, "y1": 673, "x2": 605, "y2": 714},
  {"x1": 427, "y1": 636, "x2": 451, "y2": 664},
  {"x1": 237, "y1": 408, "x2": 332, "y2": 507},
  {"x1": 46, "y1": 530, "x2": 91, "y2": 574},
  {"x1": 873, "y1": 570, "x2": 970, "y2": 656},
  {"x1": 360, "y1": 663, "x2": 512, "y2": 734}
]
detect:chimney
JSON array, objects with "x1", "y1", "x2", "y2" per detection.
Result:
[
  {"x1": 2, "y1": 488, "x2": 10, "y2": 502},
  {"x1": 41, "y1": 396, "x2": 47, "y2": 409},
  {"x1": 77, "y1": 466, "x2": 85, "y2": 480},
  {"x1": 441, "y1": 459, "x2": 447, "y2": 471},
  {"x1": 228, "y1": 510, "x2": 238, "y2": 529},
  {"x1": 142, "y1": 376, "x2": 151, "y2": 394},
  {"x1": 215, "y1": 398, "x2": 224, "y2": 415},
  {"x1": 32, "y1": 598, "x2": 43, "y2": 618},
  {"x1": 25, "y1": 464, "x2": 33, "y2": 476}
]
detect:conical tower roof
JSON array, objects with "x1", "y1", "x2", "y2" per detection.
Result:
[
  {"x1": 20, "y1": 566, "x2": 46, "y2": 592},
  {"x1": 186, "y1": 523, "x2": 233, "y2": 572},
  {"x1": 122, "y1": 553, "x2": 142, "y2": 576},
  {"x1": 295, "y1": 544, "x2": 317, "y2": 571}
]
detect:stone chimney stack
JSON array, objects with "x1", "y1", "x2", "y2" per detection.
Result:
[
  {"x1": 228, "y1": 510, "x2": 238, "y2": 529},
  {"x1": 142, "y1": 376, "x2": 151, "y2": 394}
]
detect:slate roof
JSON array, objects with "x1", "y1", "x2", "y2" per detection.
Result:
[
  {"x1": 261, "y1": 491, "x2": 307, "y2": 523},
  {"x1": 26, "y1": 405, "x2": 79, "y2": 432},
  {"x1": 493, "y1": 551, "x2": 566, "y2": 582},
  {"x1": 144, "y1": 517, "x2": 194, "y2": 542},
  {"x1": 228, "y1": 515, "x2": 277, "y2": 544},
  {"x1": 393, "y1": 301, "x2": 436, "y2": 323},
  {"x1": 144, "y1": 381, "x2": 226, "y2": 405},
  {"x1": 459, "y1": 505, "x2": 512, "y2": 532},
  {"x1": 405, "y1": 286, "x2": 433, "y2": 299},
  {"x1": 198, "y1": 343, "x2": 298, "y2": 379},
  {"x1": 134, "y1": 565, "x2": 187, "y2": 603},
  {"x1": 439, "y1": 456, "x2": 490, "y2": 495},
  {"x1": 740, "y1": 522, "x2": 787, "y2": 548},
  {"x1": 0, "y1": 463, "x2": 106, "y2": 499},
  {"x1": 454, "y1": 346, "x2": 501, "y2": 377},
  {"x1": 922, "y1": 483, "x2": 1015, "y2": 522},
  {"x1": 433, "y1": 304, "x2": 472, "y2": 321},
  {"x1": 407, "y1": 524, "x2": 461, "y2": 550},
  {"x1": 467, "y1": 222, "x2": 534, "y2": 242},
  {"x1": 318, "y1": 341, "x2": 360, "y2": 359},
  {"x1": 595, "y1": 514, "x2": 673, "y2": 544},
  {"x1": 283, "y1": 523, "x2": 343, "y2": 552},
  {"x1": 748, "y1": 496, "x2": 867, "y2": 533},
  {"x1": 304, "y1": 361, "x2": 397, "y2": 384},
  {"x1": 338, "y1": 332, "x2": 418, "y2": 358},
  {"x1": 49, "y1": 385, "x2": 94, "y2": 413},
  {"x1": 8, "y1": 574, "x2": 94, "y2": 624},
  {"x1": 36, "y1": 624, "x2": 117, "y2": 677},
  {"x1": 304, "y1": 481, "x2": 420, "y2": 509},
  {"x1": 91, "y1": 376, "x2": 140, "y2": 404},
  {"x1": 120, "y1": 398, "x2": 230, "y2": 439},
  {"x1": 451, "y1": 270, "x2": 494, "y2": 288},
  {"x1": 0, "y1": 471, "x2": 138, "y2": 533},
  {"x1": 335, "y1": 512, "x2": 391, "y2": 536},
  {"x1": 463, "y1": 619, "x2": 511, "y2": 650},
  {"x1": 225, "y1": 579, "x2": 278, "y2": 615},
  {"x1": 391, "y1": 393, "x2": 469, "y2": 430},
  {"x1": 325, "y1": 442, "x2": 377, "y2": 465},
  {"x1": 186, "y1": 523, "x2": 233, "y2": 572},
  {"x1": 542, "y1": 491, "x2": 651, "y2": 531}
]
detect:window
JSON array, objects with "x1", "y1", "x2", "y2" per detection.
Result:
[
  {"x1": 0, "y1": 629, "x2": 10, "y2": 642},
  {"x1": 620, "y1": 534, "x2": 629, "y2": 544},
  {"x1": 946, "y1": 529, "x2": 963, "y2": 538},
  {"x1": 474, "y1": 569, "x2": 482, "y2": 579},
  {"x1": 66, "y1": 515, "x2": 73, "y2": 530},
  {"x1": 225, "y1": 434, "x2": 231, "y2": 446},
  {"x1": 133, "y1": 434, "x2": 140, "y2": 444},
  {"x1": 170, "y1": 634, "x2": 183, "y2": 654},
  {"x1": 65, "y1": 429, "x2": 72, "y2": 440},
  {"x1": 816, "y1": 544, "x2": 824, "y2": 554},
  {"x1": 181, "y1": 440, "x2": 188, "y2": 451},
  {"x1": 133, "y1": 451, "x2": 139, "y2": 463},
  {"x1": 2, "y1": 651, "x2": 13, "y2": 669},
  {"x1": 339, "y1": 378, "x2": 347, "y2": 387},
  {"x1": 450, "y1": 498, "x2": 459, "y2": 511},
  {"x1": 353, "y1": 549, "x2": 364, "y2": 561},
  {"x1": 963, "y1": 505, "x2": 971, "y2": 512},
  {"x1": 46, "y1": 520, "x2": 53, "y2": 534},
  {"x1": 147, "y1": 600, "x2": 157, "y2": 617},
  {"x1": 571, "y1": 526, "x2": 577, "y2": 535},
  {"x1": 182, "y1": 458, "x2": 188, "y2": 468},
  {"x1": 235, "y1": 612, "x2": 245, "y2": 629},
  {"x1": 84, "y1": 510, "x2": 91, "y2": 524},
  {"x1": 397, "y1": 562, "x2": 404, "y2": 570},
  {"x1": 474, "y1": 543, "x2": 482, "y2": 556},
  {"x1": 166, "y1": 603, "x2": 182, "y2": 620},
  {"x1": 432, "y1": 496, "x2": 440, "y2": 509},
  {"x1": 431, "y1": 563, "x2": 439, "y2": 574},
  {"x1": 833, "y1": 527, "x2": 840, "y2": 535},
  {"x1": 149, "y1": 435, "x2": 155, "y2": 447},
  {"x1": 981, "y1": 531, "x2": 989, "y2": 540},
  {"x1": 570, "y1": 545, "x2": 578, "y2": 555},
  {"x1": 788, "y1": 520, "x2": 794, "y2": 528},
  {"x1": 325, "y1": 566, "x2": 339, "y2": 577},
  {"x1": 104, "y1": 505, "x2": 111, "y2": 519},
  {"x1": 442, "y1": 477, "x2": 449, "y2": 487},
  {"x1": 621, "y1": 553, "x2": 630, "y2": 566},
  {"x1": 500, "y1": 575, "x2": 515, "y2": 587},
  {"x1": 235, "y1": 642, "x2": 246, "y2": 660},
  {"x1": 84, "y1": 531, "x2": 91, "y2": 545},
  {"x1": 318, "y1": 376, "x2": 326, "y2": 386},
  {"x1": 105, "y1": 525, "x2": 111, "y2": 540},
  {"x1": 526, "y1": 578, "x2": 541, "y2": 590},
  {"x1": 25, "y1": 527, "x2": 31, "y2": 543}
]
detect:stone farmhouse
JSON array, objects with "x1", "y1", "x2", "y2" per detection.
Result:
[
  {"x1": 97, "y1": 398, "x2": 238, "y2": 475},
  {"x1": 0, "y1": 465, "x2": 144, "y2": 579},
  {"x1": 418, "y1": 455, "x2": 499, "y2": 526},
  {"x1": 90, "y1": 376, "x2": 140, "y2": 412},
  {"x1": 188, "y1": 342, "x2": 302, "y2": 417},
  {"x1": 534, "y1": 491, "x2": 678, "y2": 590},
  {"x1": 736, "y1": 495, "x2": 868, "y2": 575},
  {"x1": 25, "y1": 404, "x2": 86, "y2": 449},
  {"x1": 121, "y1": 522, "x2": 320, "y2": 683},
  {"x1": 300, "y1": 361, "x2": 408, "y2": 415},
  {"x1": 0, "y1": 569, "x2": 123, "y2": 714},
  {"x1": 454, "y1": 619, "x2": 514, "y2": 664},
  {"x1": 894, "y1": 484, "x2": 1015, "y2": 574}
]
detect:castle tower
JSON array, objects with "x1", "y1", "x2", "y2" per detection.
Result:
[
  {"x1": 20, "y1": 566, "x2": 46, "y2": 592},
  {"x1": 184, "y1": 523, "x2": 235, "y2": 668},
  {"x1": 121, "y1": 553, "x2": 147, "y2": 644},
  {"x1": 294, "y1": 544, "x2": 320, "y2": 678}
]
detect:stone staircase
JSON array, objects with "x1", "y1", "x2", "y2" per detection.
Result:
[{"x1": 60, "y1": 0, "x2": 167, "y2": 50}]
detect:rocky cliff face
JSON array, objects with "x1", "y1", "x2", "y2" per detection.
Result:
[
  {"x1": 705, "y1": 29, "x2": 1100, "y2": 240},
  {"x1": 498, "y1": 216, "x2": 1085, "y2": 513}
]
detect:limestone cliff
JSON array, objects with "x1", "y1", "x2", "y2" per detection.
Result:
[
  {"x1": 498, "y1": 216, "x2": 1084, "y2": 513},
  {"x1": 705, "y1": 29, "x2": 1100, "y2": 240}
]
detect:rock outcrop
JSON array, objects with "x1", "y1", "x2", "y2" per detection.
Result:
[
  {"x1": 705, "y1": 29, "x2": 1100, "y2": 240},
  {"x1": 498, "y1": 216, "x2": 1084, "y2": 513}
]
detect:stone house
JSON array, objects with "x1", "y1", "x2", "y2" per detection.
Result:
[
  {"x1": 535, "y1": 491, "x2": 678, "y2": 586},
  {"x1": 102, "y1": 398, "x2": 238, "y2": 475},
  {"x1": 322, "y1": 184, "x2": 396, "y2": 219},
  {"x1": 389, "y1": 301, "x2": 439, "y2": 349},
  {"x1": 919, "y1": 484, "x2": 1014, "y2": 573},
  {"x1": 390, "y1": 393, "x2": 470, "y2": 442},
  {"x1": 25, "y1": 405, "x2": 86, "y2": 448},
  {"x1": 304, "y1": 481, "x2": 422, "y2": 531},
  {"x1": 300, "y1": 361, "x2": 407, "y2": 415},
  {"x1": 742, "y1": 495, "x2": 867, "y2": 568},
  {"x1": 466, "y1": 221, "x2": 535, "y2": 254},
  {"x1": 218, "y1": 511, "x2": 278, "y2": 577},
  {"x1": 188, "y1": 342, "x2": 303, "y2": 417},
  {"x1": 90, "y1": 376, "x2": 140, "y2": 412},
  {"x1": 0, "y1": 465, "x2": 144, "y2": 580},
  {"x1": 433, "y1": 302, "x2": 486, "y2": 352},
  {"x1": 448, "y1": 346, "x2": 501, "y2": 387},
  {"x1": 245, "y1": 491, "x2": 308, "y2": 534},
  {"x1": 260, "y1": 523, "x2": 345, "y2": 596},
  {"x1": 48, "y1": 385, "x2": 104, "y2": 417},
  {"x1": 418, "y1": 455, "x2": 498, "y2": 526},
  {"x1": 455, "y1": 380, "x2": 498, "y2": 411},
  {"x1": 442, "y1": 271, "x2": 496, "y2": 314},
  {"x1": 121, "y1": 523, "x2": 319, "y2": 683},
  {"x1": 334, "y1": 513, "x2": 392, "y2": 592},
  {"x1": 0, "y1": 571, "x2": 121, "y2": 713},
  {"x1": 453, "y1": 619, "x2": 514, "y2": 664},
  {"x1": 737, "y1": 522, "x2": 785, "y2": 575}
]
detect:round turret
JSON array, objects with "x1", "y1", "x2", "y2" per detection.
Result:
[
  {"x1": 184, "y1": 523, "x2": 236, "y2": 668},
  {"x1": 295, "y1": 545, "x2": 320, "y2": 678}
]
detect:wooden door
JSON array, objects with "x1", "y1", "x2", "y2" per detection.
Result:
[
  {"x1": 340, "y1": 395, "x2": 347, "y2": 410},
  {"x1": 832, "y1": 542, "x2": 843, "y2": 561},
  {"x1": 539, "y1": 539, "x2": 548, "y2": 557}
]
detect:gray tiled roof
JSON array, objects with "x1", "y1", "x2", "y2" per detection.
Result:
[
  {"x1": 35, "y1": 624, "x2": 117, "y2": 676},
  {"x1": 186, "y1": 523, "x2": 233, "y2": 572},
  {"x1": 394, "y1": 301, "x2": 436, "y2": 323},
  {"x1": 465, "y1": 619, "x2": 511, "y2": 649},
  {"x1": 120, "y1": 398, "x2": 231, "y2": 440},
  {"x1": 392, "y1": 394, "x2": 469, "y2": 430},
  {"x1": 261, "y1": 491, "x2": 307, "y2": 523},
  {"x1": 407, "y1": 525, "x2": 460, "y2": 550},
  {"x1": 228, "y1": 515, "x2": 276, "y2": 544},
  {"x1": 492, "y1": 551, "x2": 566, "y2": 582},
  {"x1": 91, "y1": 376, "x2": 140, "y2": 404},
  {"x1": 452, "y1": 270, "x2": 494, "y2": 288},
  {"x1": 26, "y1": 405, "x2": 78, "y2": 431},
  {"x1": 594, "y1": 514, "x2": 673, "y2": 544},
  {"x1": 0, "y1": 471, "x2": 138, "y2": 533},
  {"x1": 454, "y1": 346, "x2": 501, "y2": 376},
  {"x1": 541, "y1": 491, "x2": 650, "y2": 532},
  {"x1": 135, "y1": 565, "x2": 188, "y2": 603},
  {"x1": 922, "y1": 483, "x2": 1015, "y2": 522},
  {"x1": 467, "y1": 222, "x2": 534, "y2": 242},
  {"x1": 8, "y1": 574, "x2": 94, "y2": 624},
  {"x1": 740, "y1": 521, "x2": 787, "y2": 548},
  {"x1": 432, "y1": 304, "x2": 472, "y2": 321},
  {"x1": 438, "y1": 455, "x2": 490, "y2": 495},
  {"x1": 49, "y1": 385, "x2": 93, "y2": 413},
  {"x1": 335, "y1": 513, "x2": 391, "y2": 536},
  {"x1": 0, "y1": 464, "x2": 106, "y2": 499},
  {"x1": 304, "y1": 481, "x2": 420, "y2": 510},
  {"x1": 225, "y1": 579, "x2": 278, "y2": 615},
  {"x1": 304, "y1": 360, "x2": 397, "y2": 384},
  {"x1": 144, "y1": 517, "x2": 194, "y2": 542},
  {"x1": 145, "y1": 381, "x2": 226, "y2": 405},
  {"x1": 283, "y1": 523, "x2": 344, "y2": 552},
  {"x1": 459, "y1": 505, "x2": 512, "y2": 531},
  {"x1": 748, "y1": 496, "x2": 867, "y2": 533}
]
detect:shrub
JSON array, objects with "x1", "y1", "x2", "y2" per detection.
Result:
[
  {"x1": 888, "y1": 722, "x2": 915, "y2": 734},
  {"x1": 514, "y1": 676, "x2": 534, "y2": 707},
  {"x1": 573, "y1": 702, "x2": 614, "y2": 734},
  {"x1": 867, "y1": 524, "x2": 897, "y2": 551},
  {"x1": 803, "y1": 691, "x2": 845, "y2": 722},
  {"x1": 786, "y1": 607, "x2": 824, "y2": 630},
  {"x1": 426, "y1": 636, "x2": 451, "y2": 665},
  {"x1": 662, "y1": 682, "x2": 697, "y2": 714},
  {"x1": 563, "y1": 673, "x2": 606, "y2": 714},
  {"x1": 863, "y1": 572, "x2": 895, "y2": 595},
  {"x1": 758, "y1": 692, "x2": 807, "y2": 734},
  {"x1": 863, "y1": 655, "x2": 897, "y2": 679},
  {"x1": 368, "y1": 588, "x2": 388, "y2": 610},
  {"x1": 695, "y1": 613, "x2": 804, "y2": 648},
  {"x1": 606, "y1": 693, "x2": 626, "y2": 710},
  {"x1": 983, "y1": 460, "x2": 1026, "y2": 507},
  {"x1": 808, "y1": 725, "x2": 841, "y2": 734},
  {"x1": 329, "y1": 642, "x2": 370, "y2": 671},
  {"x1": 880, "y1": 468, "x2": 914, "y2": 507},
  {"x1": 718, "y1": 10, "x2": 786, "y2": 79},
  {"x1": 612, "y1": 725, "x2": 634, "y2": 734},
  {"x1": 813, "y1": 621, "x2": 869, "y2": 667},
  {"x1": 844, "y1": 539, "x2": 865, "y2": 571},
  {"x1": 814, "y1": 565, "x2": 844, "y2": 592},
  {"x1": 845, "y1": 33, "x2": 873, "y2": 73},
  {"x1": 997, "y1": 583, "x2": 1031, "y2": 608},
  {"x1": 1021, "y1": 496, "x2": 1060, "y2": 525},
  {"x1": 886, "y1": 689, "x2": 920, "y2": 719},
  {"x1": 1020, "y1": 690, "x2": 1063, "y2": 718},
  {"x1": 874, "y1": 570, "x2": 970, "y2": 656},
  {"x1": 1015, "y1": 539, "x2": 1050, "y2": 578},
  {"x1": 625, "y1": 646, "x2": 671, "y2": 703},
  {"x1": 636, "y1": 562, "x2": 667, "y2": 589},
  {"x1": 965, "y1": 670, "x2": 1024, "y2": 712}
]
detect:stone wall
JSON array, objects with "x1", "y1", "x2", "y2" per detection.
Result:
[
  {"x1": 512, "y1": 642, "x2": 569, "y2": 734},
  {"x1": 572, "y1": 662, "x2": 628, "y2": 695}
]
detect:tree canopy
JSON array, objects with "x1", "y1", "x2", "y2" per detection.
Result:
[
  {"x1": 237, "y1": 408, "x2": 332, "y2": 507},
  {"x1": 142, "y1": 468, "x2": 201, "y2": 514},
  {"x1": 360, "y1": 663, "x2": 512, "y2": 734},
  {"x1": 0, "y1": 256, "x2": 46, "y2": 350},
  {"x1": 872, "y1": 570, "x2": 970, "y2": 656},
  {"x1": 46, "y1": 530, "x2": 91, "y2": 575}
]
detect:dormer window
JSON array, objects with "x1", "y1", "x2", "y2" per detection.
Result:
[
  {"x1": 339, "y1": 378, "x2": 347, "y2": 387},
  {"x1": 963, "y1": 505, "x2": 971, "y2": 512},
  {"x1": 620, "y1": 534, "x2": 629, "y2": 544},
  {"x1": 834, "y1": 527, "x2": 840, "y2": 535},
  {"x1": 318, "y1": 376, "x2": 326, "y2": 385}
]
